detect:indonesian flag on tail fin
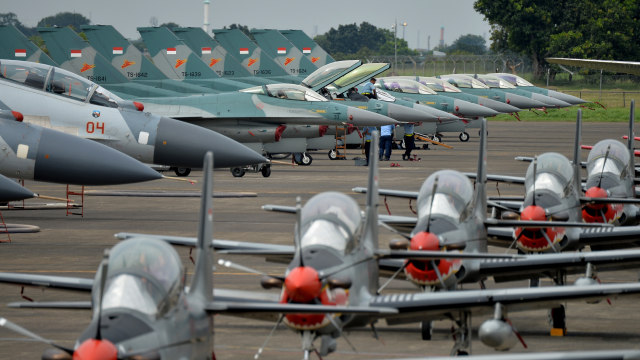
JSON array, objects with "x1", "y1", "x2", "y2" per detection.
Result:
[
  {"x1": 201, "y1": 47, "x2": 212, "y2": 55},
  {"x1": 14, "y1": 49, "x2": 26, "y2": 57},
  {"x1": 239, "y1": 48, "x2": 249, "y2": 55},
  {"x1": 277, "y1": 47, "x2": 286, "y2": 54},
  {"x1": 166, "y1": 48, "x2": 177, "y2": 55},
  {"x1": 302, "y1": 47, "x2": 311, "y2": 54},
  {"x1": 112, "y1": 47, "x2": 123, "y2": 55},
  {"x1": 70, "y1": 49, "x2": 82, "y2": 58}
]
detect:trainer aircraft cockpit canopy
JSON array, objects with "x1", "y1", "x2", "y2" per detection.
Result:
[
  {"x1": 494, "y1": 73, "x2": 535, "y2": 87},
  {"x1": 417, "y1": 170, "x2": 474, "y2": 222},
  {"x1": 98, "y1": 238, "x2": 185, "y2": 317},
  {"x1": 377, "y1": 78, "x2": 437, "y2": 95},
  {"x1": 240, "y1": 83, "x2": 328, "y2": 102},
  {"x1": 525, "y1": 153, "x2": 574, "y2": 198},
  {"x1": 414, "y1": 77, "x2": 462, "y2": 93},
  {"x1": 439, "y1": 74, "x2": 489, "y2": 89},
  {"x1": 299, "y1": 192, "x2": 361, "y2": 254},
  {"x1": 474, "y1": 74, "x2": 517, "y2": 89},
  {"x1": 586, "y1": 139, "x2": 630, "y2": 179},
  {"x1": 0, "y1": 59, "x2": 122, "y2": 108}
]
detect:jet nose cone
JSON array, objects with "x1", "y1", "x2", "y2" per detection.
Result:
[
  {"x1": 0, "y1": 174, "x2": 34, "y2": 202},
  {"x1": 476, "y1": 97, "x2": 521, "y2": 113},
  {"x1": 386, "y1": 103, "x2": 430, "y2": 123},
  {"x1": 506, "y1": 93, "x2": 548, "y2": 109},
  {"x1": 34, "y1": 128, "x2": 162, "y2": 185},
  {"x1": 154, "y1": 117, "x2": 266, "y2": 168},
  {"x1": 453, "y1": 99, "x2": 499, "y2": 117},
  {"x1": 546, "y1": 89, "x2": 586, "y2": 105},
  {"x1": 413, "y1": 103, "x2": 460, "y2": 121},
  {"x1": 346, "y1": 106, "x2": 399, "y2": 126}
]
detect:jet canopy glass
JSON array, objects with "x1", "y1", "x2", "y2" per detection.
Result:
[
  {"x1": 300, "y1": 192, "x2": 361, "y2": 254},
  {"x1": 417, "y1": 170, "x2": 474, "y2": 221},
  {"x1": 525, "y1": 153, "x2": 574, "y2": 197},
  {"x1": 100, "y1": 238, "x2": 185, "y2": 316},
  {"x1": 332, "y1": 63, "x2": 388, "y2": 89},
  {"x1": 494, "y1": 73, "x2": 535, "y2": 87},
  {"x1": 0, "y1": 59, "x2": 122, "y2": 108},
  {"x1": 439, "y1": 75, "x2": 489, "y2": 89},
  {"x1": 240, "y1": 84, "x2": 327, "y2": 102},
  {"x1": 302, "y1": 60, "x2": 359, "y2": 89},
  {"x1": 413, "y1": 77, "x2": 462, "y2": 93},
  {"x1": 475, "y1": 75, "x2": 517, "y2": 89},
  {"x1": 586, "y1": 139, "x2": 629, "y2": 178},
  {"x1": 377, "y1": 78, "x2": 437, "y2": 95}
]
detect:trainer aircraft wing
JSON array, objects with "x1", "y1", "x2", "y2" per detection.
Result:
[
  {"x1": 372, "y1": 282, "x2": 640, "y2": 323},
  {"x1": 464, "y1": 172, "x2": 526, "y2": 185},
  {"x1": 546, "y1": 57, "x2": 640, "y2": 76},
  {"x1": 487, "y1": 224, "x2": 640, "y2": 248},
  {"x1": 0, "y1": 273, "x2": 93, "y2": 292}
]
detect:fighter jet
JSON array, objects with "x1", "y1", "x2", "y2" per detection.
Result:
[
  {"x1": 0, "y1": 60, "x2": 266, "y2": 176},
  {"x1": 126, "y1": 130, "x2": 640, "y2": 357},
  {"x1": 0, "y1": 152, "x2": 393, "y2": 359},
  {"x1": 471, "y1": 73, "x2": 573, "y2": 108},
  {"x1": 491, "y1": 72, "x2": 587, "y2": 105},
  {"x1": 251, "y1": 29, "x2": 320, "y2": 78},
  {"x1": 0, "y1": 173, "x2": 35, "y2": 202},
  {"x1": 0, "y1": 101, "x2": 162, "y2": 185}
]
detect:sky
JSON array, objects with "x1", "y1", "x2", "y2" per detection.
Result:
[{"x1": 4, "y1": 0, "x2": 491, "y2": 50}]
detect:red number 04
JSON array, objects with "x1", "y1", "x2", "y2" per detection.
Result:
[{"x1": 86, "y1": 122, "x2": 105, "y2": 134}]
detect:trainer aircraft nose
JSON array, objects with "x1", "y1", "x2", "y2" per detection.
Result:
[
  {"x1": 153, "y1": 117, "x2": 266, "y2": 168},
  {"x1": 546, "y1": 89, "x2": 587, "y2": 105},
  {"x1": 32, "y1": 127, "x2": 162, "y2": 185},
  {"x1": 346, "y1": 106, "x2": 399, "y2": 126},
  {"x1": 386, "y1": 102, "x2": 433, "y2": 123},
  {"x1": 475, "y1": 97, "x2": 521, "y2": 113},
  {"x1": 0, "y1": 174, "x2": 34, "y2": 202},
  {"x1": 453, "y1": 99, "x2": 499, "y2": 117}
]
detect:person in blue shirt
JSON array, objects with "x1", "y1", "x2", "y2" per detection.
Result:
[
  {"x1": 362, "y1": 126, "x2": 377, "y2": 165},
  {"x1": 360, "y1": 78, "x2": 377, "y2": 99},
  {"x1": 379, "y1": 124, "x2": 394, "y2": 161},
  {"x1": 402, "y1": 122, "x2": 417, "y2": 161}
]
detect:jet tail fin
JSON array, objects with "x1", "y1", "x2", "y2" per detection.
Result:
[
  {"x1": 473, "y1": 118, "x2": 488, "y2": 221},
  {"x1": 629, "y1": 100, "x2": 635, "y2": 175},
  {"x1": 37, "y1": 26, "x2": 128, "y2": 85},
  {"x1": 279, "y1": 29, "x2": 335, "y2": 68},
  {"x1": 251, "y1": 29, "x2": 318, "y2": 78},
  {"x1": 573, "y1": 109, "x2": 583, "y2": 193},
  {"x1": 361, "y1": 131, "x2": 380, "y2": 252},
  {"x1": 189, "y1": 152, "x2": 214, "y2": 301},
  {"x1": 0, "y1": 25, "x2": 57, "y2": 65}
]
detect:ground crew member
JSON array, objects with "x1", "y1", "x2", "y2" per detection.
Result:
[
  {"x1": 379, "y1": 124, "x2": 394, "y2": 161},
  {"x1": 403, "y1": 122, "x2": 416, "y2": 160},
  {"x1": 360, "y1": 78, "x2": 377, "y2": 99},
  {"x1": 362, "y1": 126, "x2": 377, "y2": 166}
]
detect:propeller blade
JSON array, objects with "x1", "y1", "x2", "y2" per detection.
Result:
[
  {"x1": 0, "y1": 317, "x2": 74, "y2": 354},
  {"x1": 254, "y1": 314, "x2": 284, "y2": 359},
  {"x1": 377, "y1": 261, "x2": 409, "y2": 293},
  {"x1": 378, "y1": 220, "x2": 411, "y2": 240},
  {"x1": 541, "y1": 230, "x2": 559, "y2": 253},
  {"x1": 598, "y1": 144, "x2": 612, "y2": 188},
  {"x1": 95, "y1": 249, "x2": 110, "y2": 340},
  {"x1": 426, "y1": 176, "x2": 439, "y2": 232},
  {"x1": 430, "y1": 260, "x2": 447, "y2": 290}
]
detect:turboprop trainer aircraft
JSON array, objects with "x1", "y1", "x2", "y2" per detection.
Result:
[
  {"x1": 0, "y1": 152, "x2": 393, "y2": 359},
  {"x1": 120, "y1": 128, "x2": 640, "y2": 357},
  {"x1": 0, "y1": 59, "x2": 266, "y2": 176},
  {"x1": 0, "y1": 101, "x2": 161, "y2": 185}
]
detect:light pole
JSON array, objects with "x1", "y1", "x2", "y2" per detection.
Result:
[
  {"x1": 392, "y1": 20, "x2": 397, "y2": 74},
  {"x1": 402, "y1": 21, "x2": 407, "y2": 42}
]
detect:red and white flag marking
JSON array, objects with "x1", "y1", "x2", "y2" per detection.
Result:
[
  {"x1": 201, "y1": 47, "x2": 212, "y2": 55},
  {"x1": 112, "y1": 47, "x2": 123, "y2": 55},
  {"x1": 14, "y1": 49, "x2": 26, "y2": 57},
  {"x1": 70, "y1": 49, "x2": 82, "y2": 58},
  {"x1": 277, "y1": 47, "x2": 287, "y2": 54},
  {"x1": 302, "y1": 47, "x2": 311, "y2": 54},
  {"x1": 239, "y1": 48, "x2": 249, "y2": 55},
  {"x1": 166, "y1": 48, "x2": 177, "y2": 55}
]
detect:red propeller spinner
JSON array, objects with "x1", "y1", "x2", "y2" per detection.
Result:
[
  {"x1": 515, "y1": 205, "x2": 563, "y2": 252},
  {"x1": 404, "y1": 231, "x2": 460, "y2": 286},
  {"x1": 284, "y1": 266, "x2": 322, "y2": 303},
  {"x1": 72, "y1": 338, "x2": 118, "y2": 360},
  {"x1": 582, "y1": 186, "x2": 622, "y2": 223}
]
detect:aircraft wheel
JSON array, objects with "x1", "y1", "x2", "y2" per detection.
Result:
[
  {"x1": 230, "y1": 167, "x2": 245, "y2": 177},
  {"x1": 328, "y1": 149, "x2": 338, "y2": 160},
  {"x1": 261, "y1": 164, "x2": 271, "y2": 177},
  {"x1": 300, "y1": 153, "x2": 313, "y2": 166},
  {"x1": 459, "y1": 132, "x2": 470, "y2": 142},
  {"x1": 432, "y1": 134, "x2": 442, "y2": 143},
  {"x1": 420, "y1": 321, "x2": 433, "y2": 340},
  {"x1": 173, "y1": 167, "x2": 191, "y2": 177}
]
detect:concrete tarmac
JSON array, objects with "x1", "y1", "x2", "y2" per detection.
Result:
[{"x1": 1, "y1": 121, "x2": 640, "y2": 359}]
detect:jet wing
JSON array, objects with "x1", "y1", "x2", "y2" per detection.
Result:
[
  {"x1": 371, "y1": 282, "x2": 640, "y2": 324},
  {"x1": 392, "y1": 349, "x2": 640, "y2": 360},
  {"x1": 546, "y1": 58, "x2": 640, "y2": 76},
  {"x1": 0, "y1": 272, "x2": 93, "y2": 292},
  {"x1": 8, "y1": 301, "x2": 91, "y2": 309}
]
